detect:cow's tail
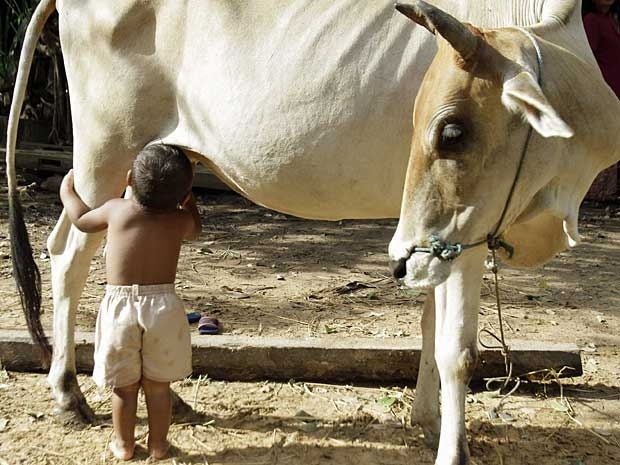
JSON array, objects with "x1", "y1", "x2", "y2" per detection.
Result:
[{"x1": 6, "y1": 0, "x2": 57, "y2": 366}]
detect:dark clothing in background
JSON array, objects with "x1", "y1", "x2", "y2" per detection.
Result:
[
  {"x1": 583, "y1": 11, "x2": 619, "y2": 201},
  {"x1": 584, "y1": 11, "x2": 620, "y2": 97}
]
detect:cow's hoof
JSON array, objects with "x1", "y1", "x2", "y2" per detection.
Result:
[
  {"x1": 170, "y1": 389, "x2": 210, "y2": 424},
  {"x1": 53, "y1": 401, "x2": 97, "y2": 427},
  {"x1": 412, "y1": 413, "x2": 440, "y2": 449},
  {"x1": 422, "y1": 430, "x2": 440, "y2": 449},
  {"x1": 49, "y1": 370, "x2": 97, "y2": 425}
]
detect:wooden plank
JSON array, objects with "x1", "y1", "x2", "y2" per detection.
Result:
[
  {"x1": 0, "y1": 145, "x2": 231, "y2": 191},
  {"x1": 0, "y1": 329, "x2": 582, "y2": 383}
]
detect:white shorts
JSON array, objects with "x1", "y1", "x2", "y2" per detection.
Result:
[{"x1": 93, "y1": 284, "x2": 192, "y2": 388}]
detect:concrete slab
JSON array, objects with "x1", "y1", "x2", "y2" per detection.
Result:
[{"x1": 0, "y1": 329, "x2": 582, "y2": 383}]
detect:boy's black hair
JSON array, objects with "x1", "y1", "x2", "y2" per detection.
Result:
[{"x1": 131, "y1": 144, "x2": 193, "y2": 211}]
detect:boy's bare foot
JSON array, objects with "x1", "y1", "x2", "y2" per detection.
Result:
[
  {"x1": 148, "y1": 440, "x2": 170, "y2": 460},
  {"x1": 109, "y1": 440, "x2": 135, "y2": 461}
]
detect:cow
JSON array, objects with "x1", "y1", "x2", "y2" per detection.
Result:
[
  {"x1": 5, "y1": 1, "x2": 607, "y2": 464},
  {"x1": 389, "y1": 1, "x2": 620, "y2": 464}
]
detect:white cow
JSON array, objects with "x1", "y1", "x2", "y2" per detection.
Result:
[
  {"x1": 5, "y1": 1, "x2": 604, "y2": 464},
  {"x1": 389, "y1": 1, "x2": 620, "y2": 464}
]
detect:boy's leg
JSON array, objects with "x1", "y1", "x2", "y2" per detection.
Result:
[
  {"x1": 111, "y1": 382, "x2": 140, "y2": 460},
  {"x1": 141, "y1": 377, "x2": 172, "y2": 459}
]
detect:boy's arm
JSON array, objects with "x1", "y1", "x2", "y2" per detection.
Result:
[
  {"x1": 181, "y1": 191, "x2": 202, "y2": 240},
  {"x1": 59, "y1": 170, "x2": 111, "y2": 233}
]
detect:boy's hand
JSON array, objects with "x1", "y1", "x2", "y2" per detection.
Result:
[
  {"x1": 60, "y1": 169, "x2": 75, "y2": 193},
  {"x1": 181, "y1": 190, "x2": 202, "y2": 240},
  {"x1": 59, "y1": 168, "x2": 111, "y2": 233}
]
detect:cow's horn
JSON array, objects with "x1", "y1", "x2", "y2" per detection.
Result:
[{"x1": 395, "y1": 1, "x2": 478, "y2": 61}]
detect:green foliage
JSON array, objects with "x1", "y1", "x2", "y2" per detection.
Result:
[
  {"x1": 0, "y1": 1, "x2": 72, "y2": 144},
  {"x1": 1, "y1": 0, "x2": 37, "y2": 88}
]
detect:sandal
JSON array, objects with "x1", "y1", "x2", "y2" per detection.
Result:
[
  {"x1": 186, "y1": 311, "x2": 201, "y2": 324},
  {"x1": 198, "y1": 315, "x2": 220, "y2": 335}
]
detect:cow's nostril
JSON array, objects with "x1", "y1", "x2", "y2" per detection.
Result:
[{"x1": 389, "y1": 258, "x2": 407, "y2": 280}]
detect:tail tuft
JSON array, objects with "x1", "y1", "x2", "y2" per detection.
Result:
[{"x1": 9, "y1": 191, "x2": 52, "y2": 367}]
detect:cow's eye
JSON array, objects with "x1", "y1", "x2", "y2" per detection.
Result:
[{"x1": 439, "y1": 123, "x2": 464, "y2": 147}]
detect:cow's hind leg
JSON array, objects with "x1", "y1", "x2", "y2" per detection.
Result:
[
  {"x1": 46, "y1": 156, "x2": 127, "y2": 424},
  {"x1": 412, "y1": 291, "x2": 440, "y2": 448},
  {"x1": 47, "y1": 210, "x2": 105, "y2": 424}
]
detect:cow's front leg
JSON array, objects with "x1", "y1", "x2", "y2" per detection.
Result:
[
  {"x1": 413, "y1": 290, "x2": 440, "y2": 447},
  {"x1": 47, "y1": 210, "x2": 105, "y2": 424},
  {"x1": 433, "y1": 246, "x2": 485, "y2": 465}
]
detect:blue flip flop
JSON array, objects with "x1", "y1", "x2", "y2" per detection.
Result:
[
  {"x1": 198, "y1": 315, "x2": 220, "y2": 335},
  {"x1": 186, "y1": 312, "x2": 201, "y2": 324}
]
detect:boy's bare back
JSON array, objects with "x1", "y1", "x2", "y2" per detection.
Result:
[{"x1": 101, "y1": 197, "x2": 196, "y2": 285}]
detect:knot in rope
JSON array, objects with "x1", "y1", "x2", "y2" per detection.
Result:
[
  {"x1": 408, "y1": 234, "x2": 464, "y2": 261},
  {"x1": 486, "y1": 235, "x2": 515, "y2": 259},
  {"x1": 428, "y1": 234, "x2": 463, "y2": 261}
]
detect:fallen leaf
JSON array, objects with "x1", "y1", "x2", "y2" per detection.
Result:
[
  {"x1": 377, "y1": 396, "x2": 398, "y2": 408},
  {"x1": 324, "y1": 325, "x2": 337, "y2": 334},
  {"x1": 294, "y1": 410, "x2": 316, "y2": 426},
  {"x1": 335, "y1": 281, "x2": 374, "y2": 295},
  {"x1": 298, "y1": 421, "x2": 318, "y2": 433},
  {"x1": 567, "y1": 459, "x2": 587, "y2": 465},
  {"x1": 585, "y1": 358, "x2": 598, "y2": 372},
  {"x1": 548, "y1": 399, "x2": 570, "y2": 412},
  {"x1": 498, "y1": 411, "x2": 516, "y2": 423}
]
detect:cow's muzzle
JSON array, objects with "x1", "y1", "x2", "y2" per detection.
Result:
[
  {"x1": 390, "y1": 235, "x2": 465, "y2": 281},
  {"x1": 389, "y1": 257, "x2": 407, "y2": 280}
]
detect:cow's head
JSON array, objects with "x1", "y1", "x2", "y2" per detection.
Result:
[{"x1": 389, "y1": 1, "x2": 578, "y2": 288}]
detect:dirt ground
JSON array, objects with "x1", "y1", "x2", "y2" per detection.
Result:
[{"x1": 0, "y1": 172, "x2": 618, "y2": 465}]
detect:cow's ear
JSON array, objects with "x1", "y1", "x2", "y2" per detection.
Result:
[{"x1": 501, "y1": 71, "x2": 573, "y2": 138}]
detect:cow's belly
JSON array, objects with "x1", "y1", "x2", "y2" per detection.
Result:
[{"x1": 164, "y1": 91, "x2": 414, "y2": 220}]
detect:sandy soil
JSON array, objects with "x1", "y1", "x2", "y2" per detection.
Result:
[{"x1": 0, "y1": 173, "x2": 618, "y2": 465}]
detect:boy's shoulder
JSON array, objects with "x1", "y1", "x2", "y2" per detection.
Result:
[
  {"x1": 119, "y1": 199, "x2": 188, "y2": 223},
  {"x1": 101, "y1": 197, "x2": 131, "y2": 214},
  {"x1": 104, "y1": 197, "x2": 128, "y2": 207}
]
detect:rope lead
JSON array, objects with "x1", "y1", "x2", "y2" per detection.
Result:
[{"x1": 478, "y1": 249, "x2": 520, "y2": 416}]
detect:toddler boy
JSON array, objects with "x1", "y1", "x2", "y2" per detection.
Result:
[{"x1": 60, "y1": 144, "x2": 201, "y2": 460}]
